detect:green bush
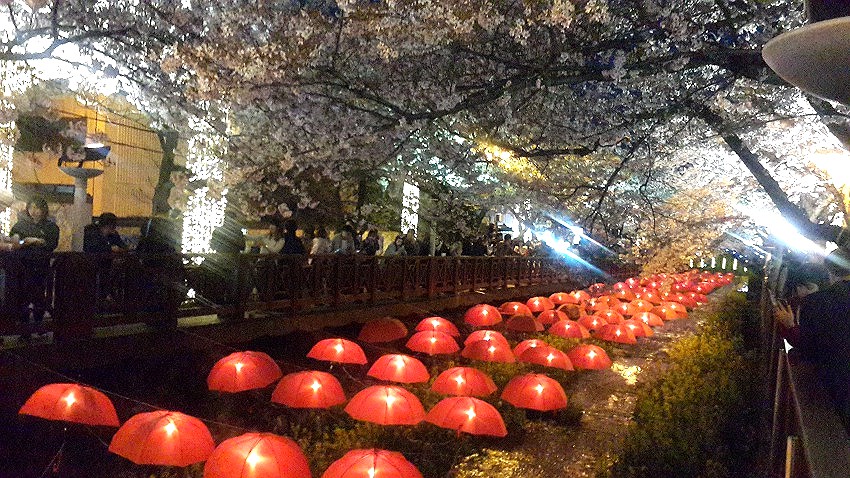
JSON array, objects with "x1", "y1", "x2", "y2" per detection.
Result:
[{"x1": 607, "y1": 292, "x2": 759, "y2": 478}]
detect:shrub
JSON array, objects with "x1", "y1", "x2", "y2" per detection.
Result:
[{"x1": 607, "y1": 292, "x2": 759, "y2": 478}]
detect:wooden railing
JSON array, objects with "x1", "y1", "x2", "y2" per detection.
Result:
[
  {"x1": 0, "y1": 253, "x2": 582, "y2": 342},
  {"x1": 762, "y1": 262, "x2": 850, "y2": 478}
]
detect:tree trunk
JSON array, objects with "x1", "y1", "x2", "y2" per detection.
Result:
[{"x1": 152, "y1": 130, "x2": 180, "y2": 216}]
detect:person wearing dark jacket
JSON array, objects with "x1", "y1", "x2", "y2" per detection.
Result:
[
  {"x1": 281, "y1": 219, "x2": 306, "y2": 255},
  {"x1": 9, "y1": 197, "x2": 59, "y2": 334}
]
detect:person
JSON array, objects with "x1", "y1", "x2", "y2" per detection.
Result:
[
  {"x1": 206, "y1": 214, "x2": 247, "y2": 305},
  {"x1": 402, "y1": 229, "x2": 418, "y2": 256},
  {"x1": 249, "y1": 217, "x2": 285, "y2": 254},
  {"x1": 310, "y1": 227, "x2": 332, "y2": 255},
  {"x1": 331, "y1": 225, "x2": 356, "y2": 254},
  {"x1": 9, "y1": 197, "x2": 59, "y2": 336},
  {"x1": 281, "y1": 219, "x2": 306, "y2": 254},
  {"x1": 133, "y1": 217, "x2": 184, "y2": 325},
  {"x1": 360, "y1": 229, "x2": 381, "y2": 256},
  {"x1": 383, "y1": 235, "x2": 407, "y2": 256},
  {"x1": 83, "y1": 212, "x2": 127, "y2": 253},
  {"x1": 781, "y1": 249, "x2": 850, "y2": 429}
]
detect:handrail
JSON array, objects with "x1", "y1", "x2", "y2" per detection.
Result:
[{"x1": 0, "y1": 252, "x2": 584, "y2": 343}]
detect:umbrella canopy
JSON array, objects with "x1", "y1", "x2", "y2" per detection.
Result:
[
  {"x1": 463, "y1": 304, "x2": 503, "y2": 327},
  {"x1": 19, "y1": 383, "x2": 119, "y2": 427},
  {"x1": 501, "y1": 374, "x2": 568, "y2": 411},
  {"x1": 634, "y1": 311, "x2": 664, "y2": 327},
  {"x1": 556, "y1": 303, "x2": 585, "y2": 320},
  {"x1": 567, "y1": 345, "x2": 612, "y2": 370},
  {"x1": 415, "y1": 316, "x2": 460, "y2": 337},
  {"x1": 207, "y1": 351, "x2": 282, "y2": 393},
  {"x1": 612, "y1": 302, "x2": 639, "y2": 317},
  {"x1": 594, "y1": 309, "x2": 625, "y2": 324},
  {"x1": 406, "y1": 331, "x2": 460, "y2": 355},
  {"x1": 308, "y1": 338, "x2": 368, "y2": 365},
  {"x1": 660, "y1": 302, "x2": 689, "y2": 319},
  {"x1": 548, "y1": 292, "x2": 572, "y2": 305},
  {"x1": 687, "y1": 292, "x2": 709, "y2": 304},
  {"x1": 526, "y1": 296, "x2": 555, "y2": 313},
  {"x1": 585, "y1": 299, "x2": 610, "y2": 312},
  {"x1": 568, "y1": 290, "x2": 591, "y2": 303},
  {"x1": 204, "y1": 432, "x2": 311, "y2": 478},
  {"x1": 622, "y1": 319, "x2": 654, "y2": 338},
  {"x1": 517, "y1": 346, "x2": 573, "y2": 371},
  {"x1": 513, "y1": 339, "x2": 548, "y2": 357},
  {"x1": 499, "y1": 301, "x2": 532, "y2": 316},
  {"x1": 548, "y1": 319, "x2": 590, "y2": 339},
  {"x1": 612, "y1": 288, "x2": 637, "y2": 301},
  {"x1": 272, "y1": 371, "x2": 346, "y2": 409},
  {"x1": 425, "y1": 397, "x2": 507, "y2": 437},
  {"x1": 367, "y1": 354, "x2": 430, "y2": 384},
  {"x1": 109, "y1": 411, "x2": 215, "y2": 466},
  {"x1": 629, "y1": 299, "x2": 654, "y2": 312},
  {"x1": 322, "y1": 449, "x2": 422, "y2": 478},
  {"x1": 430, "y1": 367, "x2": 498, "y2": 397},
  {"x1": 505, "y1": 314, "x2": 544, "y2": 333},
  {"x1": 577, "y1": 315, "x2": 608, "y2": 331},
  {"x1": 594, "y1": 324, "x2": 638, "y2": 344},
  {"x1": 345, "y1": 386, "x2": 425, "y2": 425},
  {"x1": 650, "y1": 305, "x2": 684, "y2": 321},
  {"x1": 358, "y1": 317, "x2": 409, "y2": 343},
  {"x1": 635, "y1": 290, "x2": 662, "y2": 305},
  {"x1": 463, "y1": 330, "x2": 510, "y2": 348},
  {"x1": 536, "y1": 309, "x2": 568, "y2": 325},
  {"x1": 461, "y1": 340, "x2": 515, "y2": 363}
]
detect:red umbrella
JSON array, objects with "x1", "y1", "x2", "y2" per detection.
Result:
[
  {"x1": 613, "y1": 301, "x2": 639, "y2": 317},
  {"x1": 358, "y1": 317, "x2": 409, "y2": 343},
  {"x1": 109, "y1": 411, "x2": 214, "y2": 466},
  {"x1": 612, "y1": 288, "x2": 637, "y2": 301},
  {"x1": 499, "y1": 301, "x2": 532, "y2": 316},
  {"x1": 517, "y1": 346, "x2": 573, "y2": 371},
  {"x1": 577, "y1": 315, "x2": 608, "y2": 331},
  {"x1": 548, "y1": 319, "x2": 590, "y2": 339},
  {"x1": 344, "y1": 386, "x2": 425, "y2": 425},
  {"x1": 463, "y1": 330, "x2": 509, "y2": 348},
  {"x1": 461, "y1": 340, "x2": 515, "y2": 363},
  {"x1": 322, "y1": 449, "x2": 422, "y2": 478},
  {"x1": 505, "y1": 314, "x2": 544, "y2": 332},
  {"x1": 430, "y1": 367, "x2": 498, "y2": 397},
  {"x1": 415, "y1": 316, "x2": 460, "y2": 337},
  {"x1": 367, "y1": 354, "x2": 430, "y2": 383},
  {"x1": 526, "y1": 296, "x2": 554, "y2": 313},
  {"x1": 622, "y1": 319, "x2": 654, "y2": 338},
  {"x1": 548, "y1": 292, "x2": 572, "y2": 305},
  {"x1": 585, "y1": 299, "x2": 610, "y2": 312},
  {"x1": 634, "y1": 311, "x2": 664, "y2": 327},
  {"x1": 556, "y1": 303, "x2": 585, "y2": 320},
  {"x1": 567, "y1": 345, "x2": 612, "y2": 370},
  {"x1": 513, "y1": 339, "x2": 548, "y2": 357},
  {"x1": 660, "y1": 301, "x2": 689, "y2": 319},
  {"x1": 536, "y1": 309, "x2": 568, "y2": 325},
  {"x1": 568, "y1": 290, "x2": 591, "y2": 303},
  {"x1": 406, "y1": 331, "x2": 459, "y2": 355},
  {"x1": 594, "y1": 324, "x2": 638, "y2": 344},
  {"x1": 204, "y1": 432, "x2": 311, "y2": 478},
  {"x1": 207, "y1": 351, "x2": 282, "y2": 393},
  {"x1": 271, "y1": 371, "x2": 346, "y2": 409},
  {"x1": 630, "y1": 299, "x2": 654, "y2": 312},
  {"x1": 463, "y1": 304, "x2": 503, "y2": 327},
  {"x1": 594, "y1": 309, "x2": 625, "y2": 324},
  {"x1": 501, "y1": 374, "x2": 568, "y2": 411},
  {"x1": 650, "y1": 305, "x2": 684, "y2": 321},
  {"x1": 19, "y1": 383, "x2": 119, "y2": 427},
  {"x1": 308, "y1": 338, "x2": 368, "y2": 365},
  {"x1": 425, "y1": 397, "x2": 507, "y2": 437},
  {"x1": 636, "y1": 290, "x2": 662, "y2": 304},
  {"x1": 688, "y1": 292, "x2": 709, "y2": 304}
]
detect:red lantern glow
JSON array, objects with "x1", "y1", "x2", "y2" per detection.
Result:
[
  {"x1": 613, "y1": 302, "x2": 639, "y2": 317},
  {"x1": 548, "y1": 292, "x2": 571, "y2": 305},
  {"x1": 322, "y1": 449, "x2": 423, "y2": 478},
  {"x1": 204, "y1": 432, "x2": 311, "y2": 478},
  {"x1": 463, "y1": 304, "x2": 503, "y2": 327},
  {"x1": 517, "y1": 346, "x2": 574, "y2": 371},
  {"x1": 548, "y1": 319, "x2": 591, "y2": 339},
  {"x1": 536, "y1": 309, "x2": 568, "y2": 325},
  {"x1": 622, "y1": 319, "x2": 654, "y2": 338},
  {"x1": 513, "y1": 339, "x2": 548, "y2": 357},
  {"x1": 594, "y1": 309, "x2": 625, "y2": 324},
  {"x1": 501, "y1": 374, "x2": 568, "y2": 411},
  {"x1": 526, "y1": 296, "x2": 555, "y2": 313},
  {"x1": 461, "y1": 340, "x2": 515, "y2": 363},
  {"x1": 634, "y1": 311, "x2": 664, "y2": 327},
  {"x1": 430, "y1": 367, "x2": 498, "y2": 397},
  {"x1": 505, "y1": 314, "x2": 544, "y2": 332},
  {"x1": 307, "y1": 338, "x2": 368, "y2": 365},
  {"x1": 109, "y1": 411, "x2": 215, "y2": 466},
  {"x1": 629, "y1": 299, "x2": 654, "y2": 312},
  {"x1": 271, "y1": 371, "x2": 346, "y2": 409},
  {"x1": 594, "y1": 324, "x2": 638, "y2": 344},
  {"x1": 425, "y1": 397, "x2": 507, "y2": 437},
  {"x1": 567, "y1": 345, "x2": 613, "y2": 370},
  {"x1": 207, "y1": 351, "x2": 282, "y2": 393},
  {"x1": 406, "y1": 331, "x2": 460, "y2": 355},
  {"x1": 415, "y1": 316, "x2": 460, "y2": 337},
  {"x1": 357, "y1": 317, "x2": 409, "y2": 343},
  {"x1": 19, "y1": 383, "x2": 119, "y2": 427},
  {"x1": 498, "y1": 301, "x2": 532, "y2": 316},
  {"x1": 367, "y1": 354, "x2": 430, "y2": 383},
  {"x1": 577, "y1": 315, "x2": 608, "y2": 331},
  {"x1": 344, "y1": 386, "x2": 425, "y2": 425},
  {"x1": 463, "y1": 330, "x2": 509, "y2": 348}
]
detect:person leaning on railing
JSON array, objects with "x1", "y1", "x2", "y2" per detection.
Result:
[{"x1": 775, "y1": 249, "x2": 850, "y2": 431}]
